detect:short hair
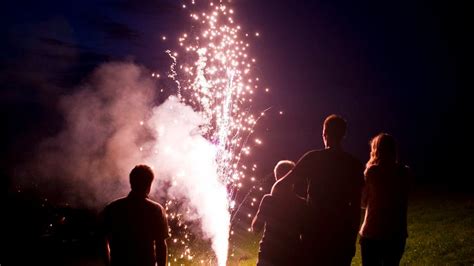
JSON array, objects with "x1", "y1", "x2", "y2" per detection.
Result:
[
  {"x1": 273, "y1": 160, "x2": 295, "y2": 180},
  {"x1": 129, "y1": 165, "x2": 154, "y2": 193},
  {"x1": 323, "y1": 114, "x2": 347, "y2": 142}
]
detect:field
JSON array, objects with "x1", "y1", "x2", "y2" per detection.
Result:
[
  {"x1": 225, "y1": 189, "x2": 474, "y2": 265},
  {"x1": 6, "y1": 188, "x2": 472, "y2": 265}
]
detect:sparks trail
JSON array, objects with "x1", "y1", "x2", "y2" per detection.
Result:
[
  {"x1": 160, "y1": 1, "x2": 266, "y2": 265},
  {"x1": 166, "y1": 50, "x2": 182, "y2": 99},
  {"x1": 230, "y1": 171, "x2": 274, "y2": 224},
  {"x1": 227, "y1": 106, "x2": 271, "y2": 204},
  {"x1": 167, "y1": 0, "x2": 264, "y2": 203}
]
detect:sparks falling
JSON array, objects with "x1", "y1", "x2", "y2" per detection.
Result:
[
  {"x1": 157, "y1": 1, "x2": 264, "y2": 265},
  {"x1": 176, "y1": 1, "x2": 260, "y2": 190}
]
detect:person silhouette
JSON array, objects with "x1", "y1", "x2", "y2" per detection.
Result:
[
  {"x1": 252, "y1": 160, "x2": 306, "y2": 266},
  {"x1": 359, "y1": 133, "x2": 412, "y2": 266},
  {"x1": 102, "y1": 165, "x2": 169, "y2": 266},
  {"x1": 273, "y1": 114, "x2": 364, "y2": 265}
]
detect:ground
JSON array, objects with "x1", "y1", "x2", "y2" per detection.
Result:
[
  {"x1": 225, "y1": 189, "x2": 474, "y2": 265},
  {"x1": 6, "y1": 188, "x2": 472, "y2": 265}
]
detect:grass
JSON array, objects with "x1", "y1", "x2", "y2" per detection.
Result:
[
  {"x1": 397, "y1": 191, "x2": 474, "y2": 265},
  {"x1": 38, "y1": 189, "x2": 473, "y2": 265},
  {"x1": 225, "y1": 190, "x2": 474, "y2": 265}
]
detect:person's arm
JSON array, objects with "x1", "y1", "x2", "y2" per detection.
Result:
[
  {"x1": 103, "y1": 240, "x2": 111, "y2": 266},
  {"x1": 155, "y1": 239, "x2": 167, "y2": 266},
  {"x1": 361, "y1": 171, "x2": 369, "y2": 209},
  {"x1": 361, "y1": 167, "x2": 373, "y2": 209},
  {"x1": 155, "y1": 206, "x2": 170, "y2": 266},
  {"x1": 361, "y1": 166, "x2": 376, "y2": 209},
  {"x1": 361, "y1": 185, "x2": 368, "y2": 209},
  {"x1": 251, "y1": 195, "x2": 270, "y2": 232},
  {"x1": 99, "y1": 207, "x2": 111, "y2": 265}
]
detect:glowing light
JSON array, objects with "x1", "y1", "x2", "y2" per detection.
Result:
[{"x1": 157, "y1": 1, "x2": 268, "y2": 265}]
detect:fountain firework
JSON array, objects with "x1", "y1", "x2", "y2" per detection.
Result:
[{"x1": 152, "y1": 1, "x2": 263, "y2": 265}]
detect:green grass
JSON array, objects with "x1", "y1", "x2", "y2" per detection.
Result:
[
  {"x1": 81, "y1": 190, "x2": 473, "y2": 265},
  {"x1": 225, "y1": 191, "x2": 474, "y2": 265},
  {"x1": 397, "y1": 192, "x2": 474, "y2": 265}
]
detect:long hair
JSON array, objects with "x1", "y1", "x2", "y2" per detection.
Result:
[{"x1": 365, "y1": 133, "x2": 397, "y2": 174}]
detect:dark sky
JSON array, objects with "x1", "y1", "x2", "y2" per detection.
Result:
[{"x1": 1, "y1": 0, "x2": 466, "y2": 187}]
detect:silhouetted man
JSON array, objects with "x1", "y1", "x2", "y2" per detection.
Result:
[
  {"x1": 102, "y1": 165, "x2": 169, "y2": 266},
  {"x1": 273, "y1": 114, "x2": 364, "y2": 265}
]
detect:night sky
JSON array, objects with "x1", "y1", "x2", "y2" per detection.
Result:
[{"x1": 1, "y1": 0, "x2": 466, "y2": 190}]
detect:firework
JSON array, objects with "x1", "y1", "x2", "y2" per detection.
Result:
[
  {"x1": 157, "y1": 1, "x2": 264, "y2": 265},
  {"x1": 171, "y1": 1, "x2": 260, "y2": 188}
]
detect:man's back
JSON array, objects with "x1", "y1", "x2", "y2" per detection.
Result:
[
  {"x1": 298, "y1": 148, "x2": 364, "y2": 263},
  {"x1": 103, "y1": 193, "x2": 169, "y2": 266},
  {"x1": 306, "y1": 148, "x2": 363, "y2": 215}
]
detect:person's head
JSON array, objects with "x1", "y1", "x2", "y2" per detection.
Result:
[
  {"x1": 273, "y1": 160, "x2": 295, "y2": 181},
  {"x1": 270, "y1": 160, "x2": 295, "y2": 195},
  {"x1": 322, "y1": 114, "x2": 347, "y2": 148},
  {"x1": 129, "y1": 164, "x2": 154, "y2": 195},
  {"x1": 366, "y1": 133, "x2": 397, "y2": 168}
]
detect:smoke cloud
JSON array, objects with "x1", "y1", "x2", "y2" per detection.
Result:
[
  {"x1": 28, "y1": 62, "x2": 155, "y2": 206},
  {"x1": 146, "y1": 96, "x2": 229, "y2": 265},
  {"x1": 26, "y1": 62, "x2": 229, "y2": 264}
]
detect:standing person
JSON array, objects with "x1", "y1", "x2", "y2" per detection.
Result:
[
  {"x1": 102, "y1": 165, "x2": 169, "y2": 266},
  {"x1": 273, "y1": 114, "x2": 364, "y2": 265},
  {"x1": 252, "y1": 160, "x2": 307, "y2": 266},
  {"x1": 359, "y1": 133, "x2": 411, "y2": 266}
]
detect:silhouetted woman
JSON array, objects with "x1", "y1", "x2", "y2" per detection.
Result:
[{"x1": 359, "y1": 133, "x2": 411, "y2": 266}]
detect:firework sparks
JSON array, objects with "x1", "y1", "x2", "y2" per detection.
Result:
[
  {"x1": 177, "y1": 2, "x2": 260, "y2": 192},
  {"x1": 157, "y1": 1, "x2": 266, "y2": 265}
]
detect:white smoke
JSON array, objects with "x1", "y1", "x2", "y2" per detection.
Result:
[
  {"x1": 145, "y1": 96, "x2": 229, "y2": 266},
  {"x1": 28, "y1": 62, "x2": 155, "y2": 206},
  {"x1": 27, "y1": 62, "x2": 230, "y2": 264}
]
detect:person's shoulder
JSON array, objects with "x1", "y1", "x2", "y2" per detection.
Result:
[
  {"x1": 299, "y1": 149, "x2": 323, "y2": 162},
  {"x1": 145, "y1": 198, "x2": 165, "y2": 211},
  {"x1": 104, "y1": 197, "x2": 127, "y2": 210},
  {"x1": 341, "y1": 151, "x2": 363, "y2": 166},
  {"x1": 365, "y1": 164, "x2": 381, "y2": 176},
  {"x1": 262, "y1": 193, "x2": 272, "y2": 199},
  {"x1": 102, "y1": 197, "x2": 128, "y2": 218},
  {"x1": 259, "y1": 194, "x2": 274, "y2": 207},
  {"x1": 304, "y1": 149, "x2": 323, "y2": 157},
  {"x1": 261, "y1": 194, "x2": 272, "y2": 202}
]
